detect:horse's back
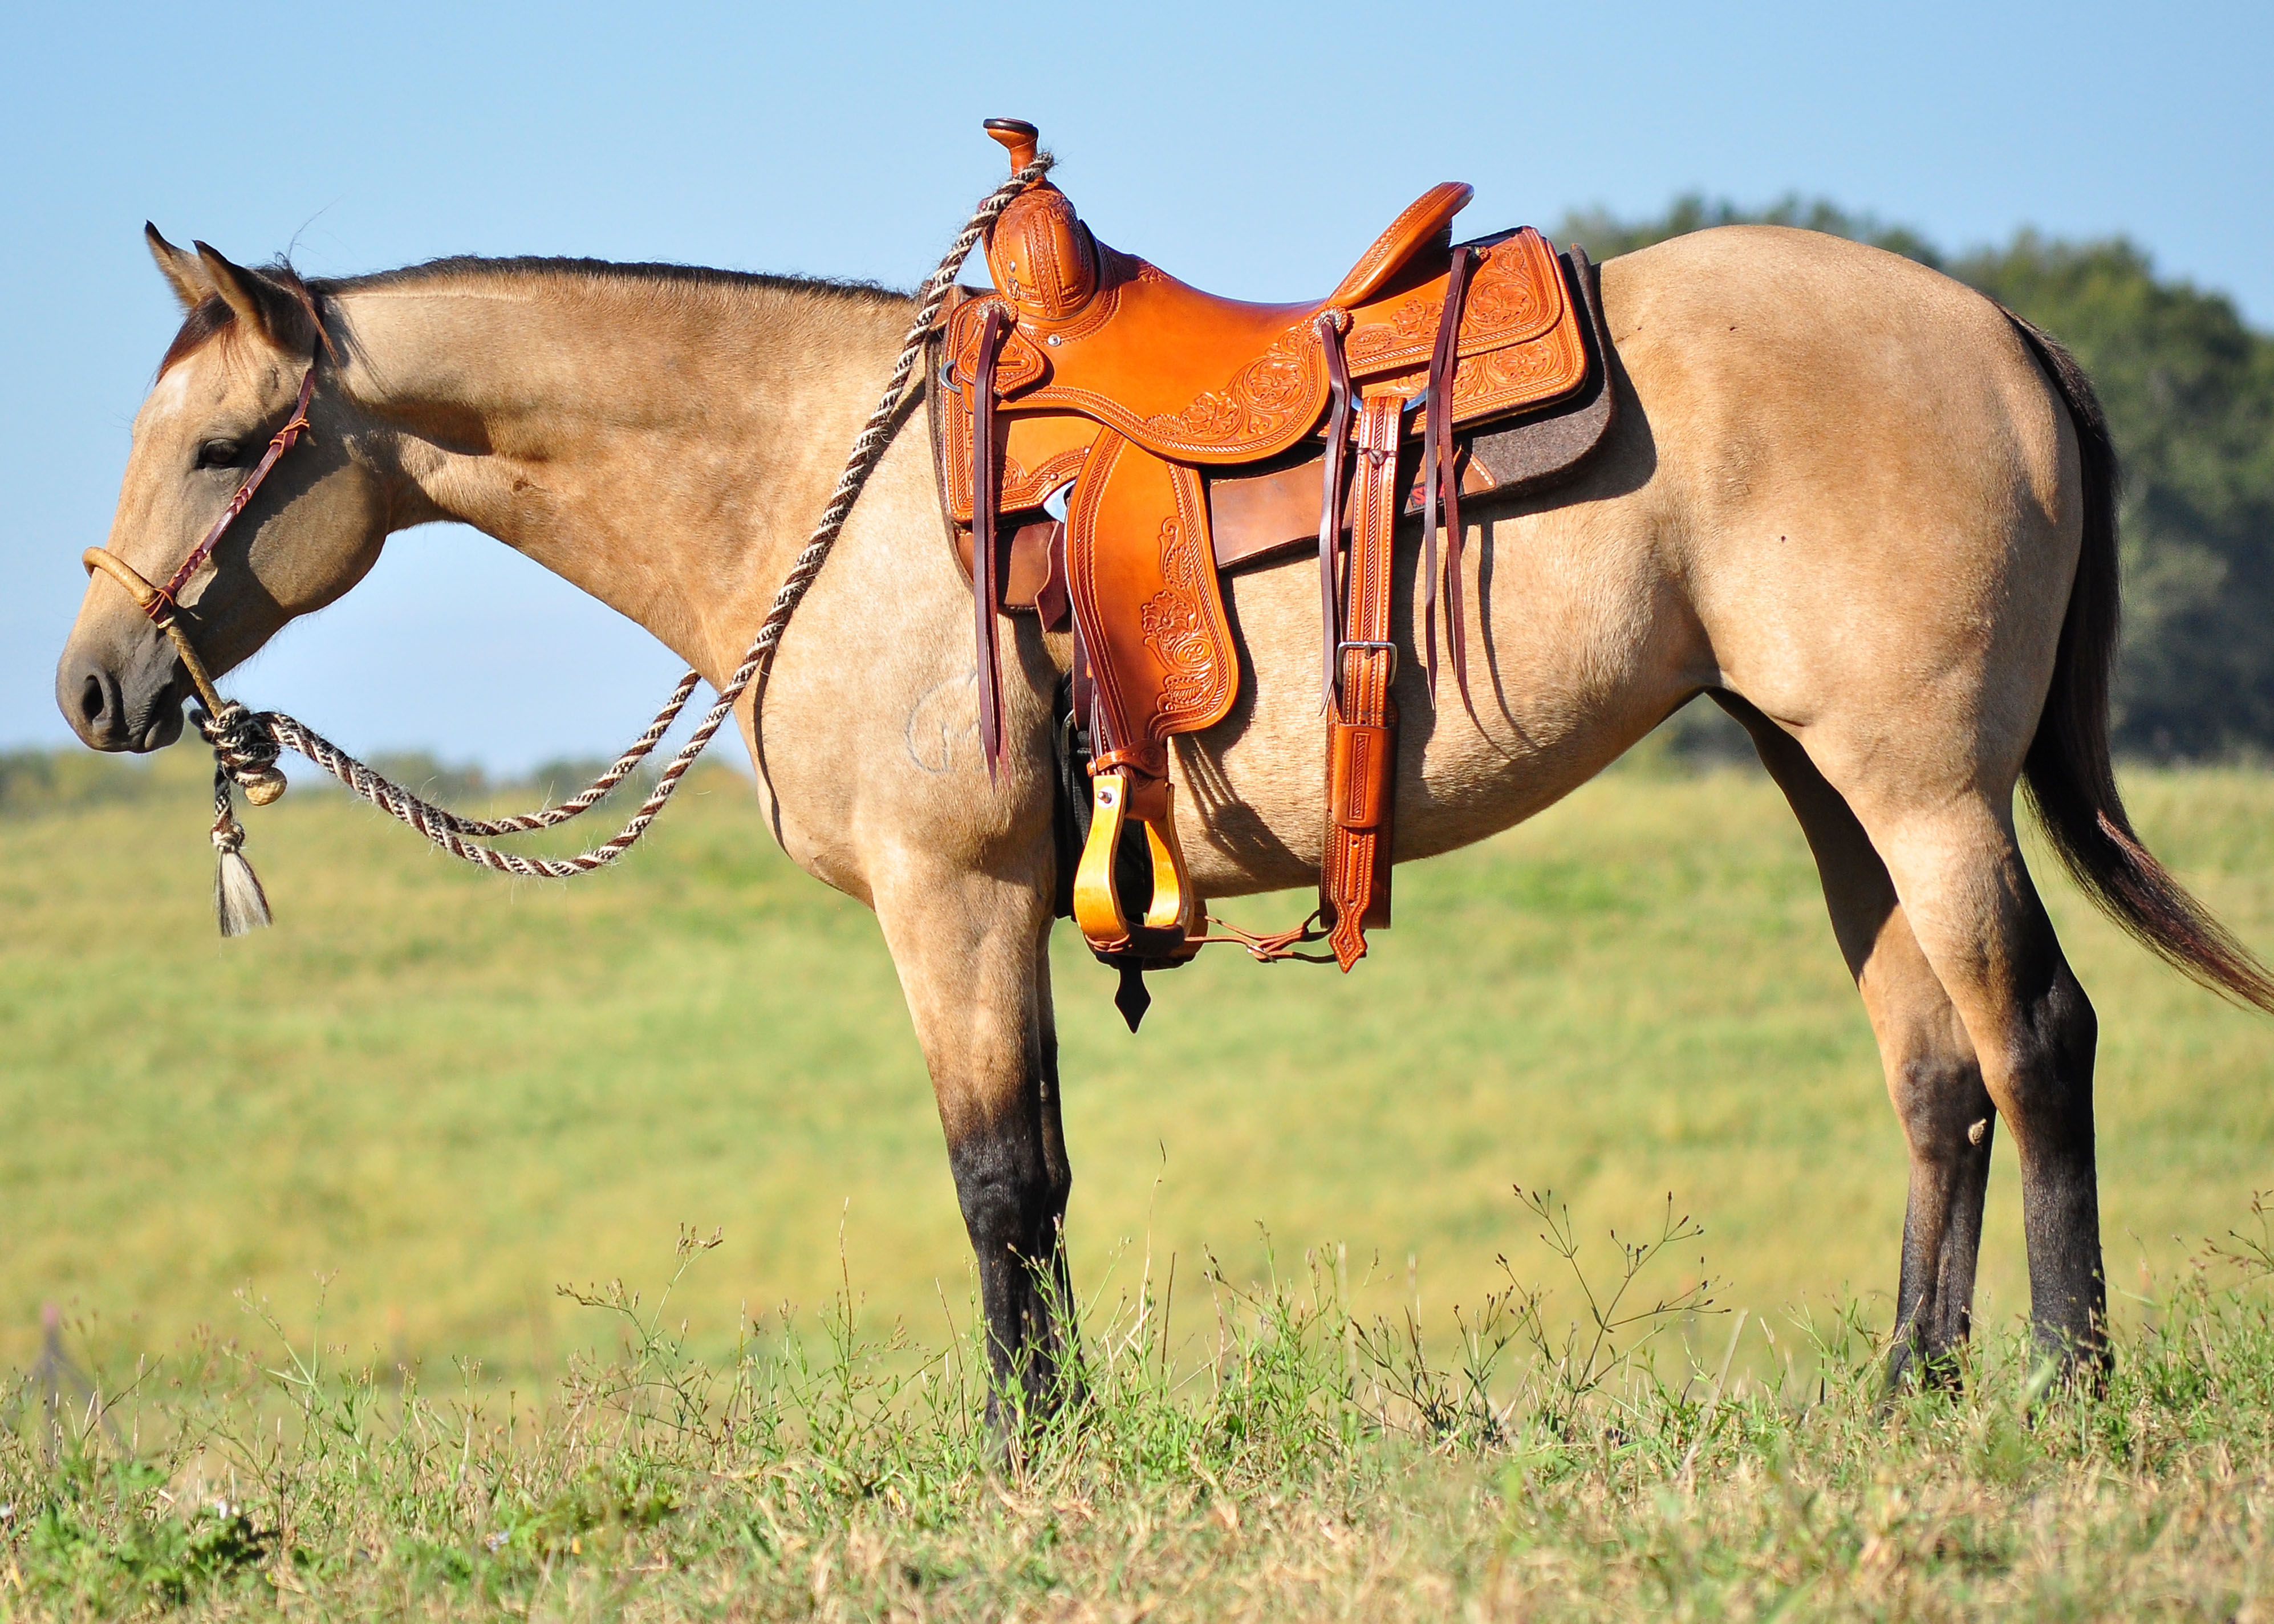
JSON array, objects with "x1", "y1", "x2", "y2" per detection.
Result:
[{"x1": 1602, "y1": 224, "x2": 2069, "y2": 511}]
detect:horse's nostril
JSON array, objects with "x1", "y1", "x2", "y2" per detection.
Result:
[{"x1": 80, "y1": 672, "x2": 107, "y2": 726}]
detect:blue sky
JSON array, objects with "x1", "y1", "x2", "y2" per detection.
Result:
[{"x1": 5, "y1": 0, "x2": 2269, "y2": 771}]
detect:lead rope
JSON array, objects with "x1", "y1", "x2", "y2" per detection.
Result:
[{"x1": 193, "y1": 154, "x2": 1054, "y2": 931}]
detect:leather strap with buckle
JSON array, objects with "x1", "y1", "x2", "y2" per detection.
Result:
[{"x1": 1319, "y1": 390, "x2": 1405, "y2": 970}]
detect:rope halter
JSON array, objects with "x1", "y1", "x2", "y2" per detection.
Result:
[{"x1": 83, "y1": 156, "x2": 1057, "y2": 933}]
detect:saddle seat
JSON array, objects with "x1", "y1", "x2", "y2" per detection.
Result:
[
  {"x1": 935, "y1": 120, "x2": 1604, "y2": 1010},
  {"x1": 943, "y1": 133, "x2": 1582, "y2": 502},
  {"x1": 955, "y1": 121, "x2": 1475, "y2": 467}
]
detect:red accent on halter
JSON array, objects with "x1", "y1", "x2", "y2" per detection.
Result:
[{"x1": 145, "y1": 365, "x2": 320, "y2": 622}]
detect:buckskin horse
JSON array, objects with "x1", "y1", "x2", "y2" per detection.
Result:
[{"x1": 56, "y1": 132, "x2": 2274, "y2": 1418}]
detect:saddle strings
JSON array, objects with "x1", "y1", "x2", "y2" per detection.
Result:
[{"x1": 196, "y1": 152, "x2": 1056, "y2": 900}]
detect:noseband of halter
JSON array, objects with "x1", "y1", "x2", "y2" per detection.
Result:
[{"x1": 82, "y1": 362, "x2": 319, "y2": 719}]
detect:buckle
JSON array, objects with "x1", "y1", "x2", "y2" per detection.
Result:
[{"x1": 1336, "y1": 639, "x2": 1398, "y2": 684}]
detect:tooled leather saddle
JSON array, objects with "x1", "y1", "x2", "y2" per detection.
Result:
[{"x1": 929, "y1": 119, "x2": 1614, "y2": 1017}]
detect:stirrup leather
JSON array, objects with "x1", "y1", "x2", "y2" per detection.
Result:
[{"x1": 1071, "y1": 767, "x2": 1203, "y2": 961}]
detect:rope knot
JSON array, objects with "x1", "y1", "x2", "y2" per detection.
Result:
[
  {"x1": 195, "y1": 700, "x2": 275, "y2": 770},
  {"x1": 195, "y1": 701, "x2": 287, "y2": 804}
]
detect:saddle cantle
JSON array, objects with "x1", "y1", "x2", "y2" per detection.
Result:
[{"x1": 931, "y1": 119, "x2": 1611, "y2": 1016}]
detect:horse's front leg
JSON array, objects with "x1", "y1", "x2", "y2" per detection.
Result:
[{"x1": 872, "y1": 859, "x2": 1075, "y2": 1427}]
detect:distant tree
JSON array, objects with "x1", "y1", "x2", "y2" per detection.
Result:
[
  {"x1": 1559, "y1": 199, "x2": 2274, "y2": 761},
  {"x1": 0, "y1": 746, "x2": 157, "y2": 815},
  {"x1": 364, "y1": 752, "x2": 489, "y2": 805},
  {"x1": 1560, "y1": 192, "x2": 1944, "y2": 270}
]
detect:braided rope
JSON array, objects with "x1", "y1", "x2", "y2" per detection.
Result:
[{"x1": 201, "y1": 155, "x2": 1051, "y2": 880}]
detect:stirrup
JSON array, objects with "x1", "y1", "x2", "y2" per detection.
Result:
[{"x1": 1071, "y1": 766, "x2": 1203, "y2": 961}]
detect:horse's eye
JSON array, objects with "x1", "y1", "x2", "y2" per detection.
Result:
[{"x1": 196, "y1": 439, "x2": 244, "y2": 469}]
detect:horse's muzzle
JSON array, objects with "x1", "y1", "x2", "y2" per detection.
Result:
[{"x1": 57, "y1": 627, "x2": 185, "y2": 752}]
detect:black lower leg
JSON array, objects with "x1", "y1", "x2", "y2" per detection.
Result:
[
  {"x1": 2004, "y1": 949, "x2": 2107, "y2": 1374},
  {"x1": 1887, "y1": 1067, "x2": 1996, "y2": 1389},
  {"x1": 1036, "y1": 1037, "x2": 1080, "y2": 1388},
  {"x1": 947, "y1": 1077, "x2": 1077, "y2": 1430}
]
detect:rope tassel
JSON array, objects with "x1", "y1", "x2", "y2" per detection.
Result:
[
  {"x1": 195, "y1": 703, "x2": 284, "y2": 937},
  {"x1": 210, "y1": 773, "x2": 272, "y2": 937}
]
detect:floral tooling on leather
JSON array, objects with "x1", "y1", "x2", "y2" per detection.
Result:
[
  {"x1": 1140, "y1": 513, "x2": 1225, "y2": 736},
  {"x1": 1140, "y1": 325, "x2": 1315, "y2": 450}
]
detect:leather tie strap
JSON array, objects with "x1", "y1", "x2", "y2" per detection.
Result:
[
  {"x1": 1422, "y1": 245, "x2": 1476, "y2": 712},
  {"x1": 1314, "y1": 309, "x2": 1354, "y2": 713},
  {"x1": 970, "y1": 305, "x2": 1009, "y2": 781}
]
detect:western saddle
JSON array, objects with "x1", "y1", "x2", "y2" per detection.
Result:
[{"x1": 931, "y1": 119, "x2": 1614, "y2": 1022}]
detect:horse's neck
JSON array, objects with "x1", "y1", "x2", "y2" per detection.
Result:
[{"x1": 331, "y1": 273, "x2": 909, "y2": 680}]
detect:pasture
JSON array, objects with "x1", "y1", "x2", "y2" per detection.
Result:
[
  {"x1": 5, "y1": 747, "x2": 2271, "y2": 1374},
  {"x1": 5, "y1": 746, "x2": 2273, "y2": 1616}
]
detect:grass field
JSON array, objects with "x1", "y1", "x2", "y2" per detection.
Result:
[
  {"x1": 5, "y1": 747, "x2": 2273, "y2": 1617},
  {"x1": 4, "y1": 748, "x2": 2272, "y2": 1380},
  {"x1": 2, "y1": 1209, "x2": 2271, "y2": 1618}
]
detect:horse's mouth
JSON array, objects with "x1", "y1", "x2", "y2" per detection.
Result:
[{"x1": 133, "y1": 692, "x2": 188, "y2": 752}]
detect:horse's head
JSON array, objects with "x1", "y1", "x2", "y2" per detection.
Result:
[{"x1": 58, "y1": 229, "x2": 389, "y2": 750}]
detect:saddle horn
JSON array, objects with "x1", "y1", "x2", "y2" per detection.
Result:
[
  {"x1": 979, "y1": 119, "x2": 1097, "y2": 322},
  {"x1": 983, "y1": 118, "x2": 1039, "y2": 171}
]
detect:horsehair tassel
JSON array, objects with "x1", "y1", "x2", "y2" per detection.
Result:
[
  {"x1": 214, "y1": 845, "x2": 273, "y2": 937},
  {"x1": 210, "y1": 770, "x2": 272, "y2": 937},
  {"x1": 193, "y1": 702, "x2": 282, "y2": 935}
]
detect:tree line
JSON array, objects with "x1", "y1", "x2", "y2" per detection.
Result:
[{"x1": 1561, "y1": 198, "x2": 2274, "y2": 761}]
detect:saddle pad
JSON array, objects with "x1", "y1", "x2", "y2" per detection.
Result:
[{"x1": 939, "y1": 225, "x2": 1587, "y2": 491}]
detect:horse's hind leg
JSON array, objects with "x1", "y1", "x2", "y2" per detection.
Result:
[
  {"x1": 872, "y1": 864, "x2": 1077, "y2": 1430},
  {"x1": 1718, "y1": 697, "x2": 1996, "y2": 1385},
  {"x1": 1842, "y1": 776, "x2": 2107, "y2": 1370}
]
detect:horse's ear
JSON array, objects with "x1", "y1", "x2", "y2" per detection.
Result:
[
  {"x1": 146, "y1": 224, "x2": 212, "y2": 310},
  {"x1": 193, "y1": 241, "x2": 301, "y2": 347}
]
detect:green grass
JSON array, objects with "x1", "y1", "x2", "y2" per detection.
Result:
[
  {"x1": 3, "y1": 751, "x2": 2273, "y2": 1615},
  {"x1": 3, "y1": 752, "x2": 2269, "y2": 1378},
  {"x1": 6, "y1": 1194, "x2": 2273, "y2": 1617}
]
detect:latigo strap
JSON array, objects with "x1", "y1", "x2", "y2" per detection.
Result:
[
  {"x1": 1314, "y1": 309, "x2": 1355, "y2": 713},
  {"x1": 969, "y1": 304, "x2": 1010, "y2": 781},
  {"x1": 1321, "y1": 392, "x2": 1406, "y2": 971}
]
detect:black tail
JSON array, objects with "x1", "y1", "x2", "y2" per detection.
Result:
[{"x1": 2008, "y1": 311, "x2": 2274, "y2": 1013}]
